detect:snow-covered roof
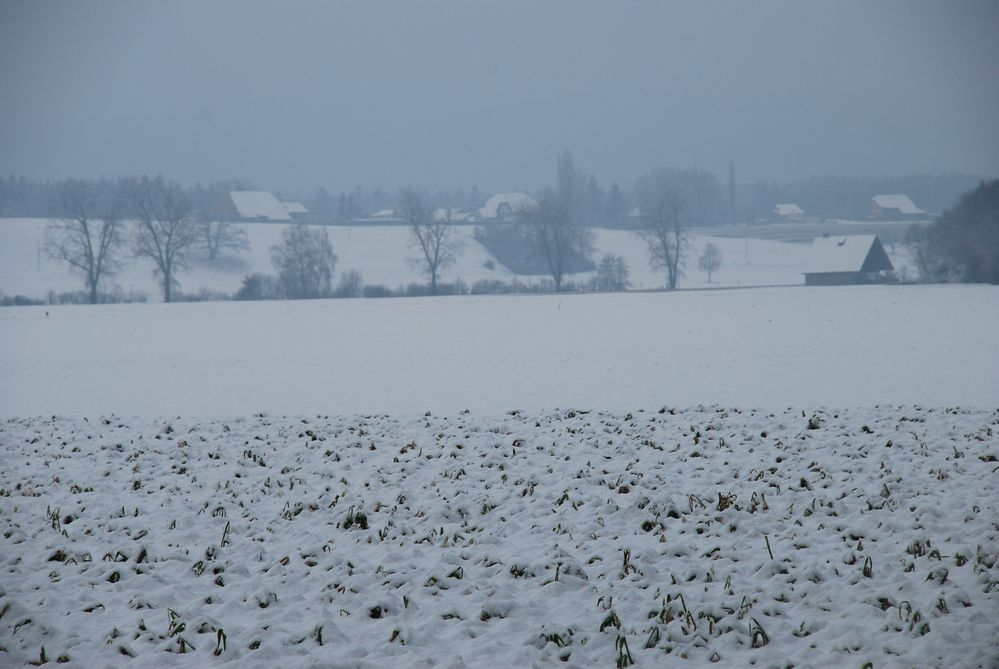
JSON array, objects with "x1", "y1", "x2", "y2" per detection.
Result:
[
  {"x1": 478, "y1": 192, "x2": 538, "y2": 219},
  {"x1": 369, "y1": 209, "x2": 397, "y2": 219},
  {"x1": 230, "y1": 191, "x2": 291, "y2": 221},
  {"x1": 774, "y1": 203, "x2": 804, "y2": 216},
  {"x1": 872, "y1": 194, "x2": 925, "y2": 215},
  {"x1": 806, "y1": 234, "x2": 890, "y2": 274},
  {"x1": 281, "y1": 201, "x2": 308, "y2": 215},
  {"x1": 432, "y1": 208, "x2": 475, "y2": 222}
]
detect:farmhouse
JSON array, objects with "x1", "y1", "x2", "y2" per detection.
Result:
[
  {"x1": 230, "y1": 191, "x2": 292, "y2": 221},
  {"x1": 478, "y1": 192, "x2": 538, "y2": 221},
  {"x1": 870, "y1": 194, "x2": 926, "y2": 220},
  {"x1": 773, "y1": 203, "x2": 805, "y2": 222},
  {"x1": 804, "y1": 234, "x2": 894, "y2": 286}
]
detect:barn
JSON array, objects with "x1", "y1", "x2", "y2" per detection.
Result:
[
  {"x1": 804, "y1": 234, "x2": 895, "y2": 286},
  {"x1": 870, "y1": 194, "x2": 927, "y2": 220},
  {"x1": 230, "y1": 191, "x2": 292, "y2": 221}
]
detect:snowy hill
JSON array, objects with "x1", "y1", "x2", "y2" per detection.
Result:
[{"x1": 0, "y1": 218, "x2": 919, "y2": 301}]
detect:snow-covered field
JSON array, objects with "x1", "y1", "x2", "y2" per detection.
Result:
[
  {"x1": 2, "y1": 407, "x2": 997, "y2": 668},
  {"x1": 1, "y1": 217, "x2": 917, "y2": 300},
  {"x1": 2, "y1": 277, "x2": 997, "y2": 667},
  {"x1": 2, "y1": 284, "x2": 997, "y2": 418}
]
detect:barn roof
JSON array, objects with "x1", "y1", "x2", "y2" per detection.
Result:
[
  {"x1": 432, "y1": 208, "x2": 475, "y2": 222},
  {"x1": 872, "y1": 194, "x2": 925, "y2": 215},
  {"x1": 281, "y1": 201, "x2": 308, "y2": 215},
  {"x1": 806, "y1": 234, "x2": 894, "y2": 274},
  {"x1": 479, "y1": 192, "x2": 538, "y2": 219},
  {"x1": 230, "y1": 191, "x2": 292, "y2": 221}
]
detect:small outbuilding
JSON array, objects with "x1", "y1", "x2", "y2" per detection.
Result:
[
  {"x1": 432, "y1": 208, "x2": 475, "y2": 223},
  {"x1": 773, "y1": 203, "x2": 805, "y2": 222},
  {"x1": 280, "y1": 201, "x2": 309, "y2": 220},
  {"x1": 804, "y1": 234, "x2": 894, "y2": 286}
]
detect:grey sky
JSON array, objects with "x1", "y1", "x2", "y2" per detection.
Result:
[{"x1": 2, "y1": 1, "x2": 997, "y2": 193}]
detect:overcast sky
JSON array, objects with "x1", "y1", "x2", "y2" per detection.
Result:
[{"x1": 2, "y1": 1, "x2": 997, "y2": 193}]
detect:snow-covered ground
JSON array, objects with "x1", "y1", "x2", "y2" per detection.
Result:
[
  {"x1": 2, "y1": 407, "x2": 997, "y2": 668},
  {"x1": 1, "y1": 285, "x2": 997, "y2": 418},
  {"x1": 0, "y1": 218, "x2": 916, "y2": 299},
  {"x1": 2, "y1": 247, "x2": 996, "y2": 667},
  {"x1": 0, "y1": 219, "x2": 513, "y2": 300}
]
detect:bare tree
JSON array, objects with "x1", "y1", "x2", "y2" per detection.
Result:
[
  {"x1": 635, "y1": 170, "x2": 690, "y2": 290},
  {"x1": 44, "y1": 179, "x2": 124, "y2": 304},
  {"x1": 270, "y1": 224, "x2": 337, "y2": 299},
  {"x1": 402, "y1": 191, "x2": 464, "y2": 295},
  {"x1": 698, "y1": 242, "x2": 722, "y2": 282},
  {"x1": 199, "y1": 219, "x2": 249, "y2": 260},
  {"x1": 592, "y1": 253, "x2": 630, "y2": 291},
  {"x1": 336, "y1": 269, "x2": 364, "y2": 298},
  {"x1": 522, "y1": 188, "x2": 594, "y2": 292},
  {"x1": 129, "y1": 176, "x2": 199, "y2": 303}
]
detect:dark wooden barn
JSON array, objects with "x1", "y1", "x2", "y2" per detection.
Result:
[{"x1": 804, "y1": 235, "x2": 895, "y2": 286}]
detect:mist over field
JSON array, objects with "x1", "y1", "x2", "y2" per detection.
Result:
[
  {"x1": 2, "y1": 1, "x2": 998, "y2": 189},
  {"x1": 1, "y1": 3, "x2": 998, "y2": 668}
]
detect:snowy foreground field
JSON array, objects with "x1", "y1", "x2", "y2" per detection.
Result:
[
  {"x1": 2, "y1": 285, "x2": 998, "y2": 667},
  {"x1": 2, "y1": 408, "x2": 998, "y2": 668}
]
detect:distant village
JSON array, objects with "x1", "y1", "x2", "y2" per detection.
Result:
[
  {"x1": 227, "y1": 188, "x2": 930, "y2": 227},
  {"x1": 223, "y1": 189, "x2": 917, "y2": 287},
  {"x1": 3, "y1": 167, "x2": 991, "y2": 305}
]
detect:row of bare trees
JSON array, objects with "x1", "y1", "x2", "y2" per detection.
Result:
[
  {"x1": 518, "y1": 158, "x2": 706, "y2": 292},
  {"x1": 398, "y1": 155, "x2": 707, "y2": 293},
  {"x1": 519, "y1": 156, "x2": 712, "y2": 291},
  {"x1": 44, "y1": 177, "x2": 248, "y2": 303},
  {"x1": 46, "y1": 159, "x2": 711, "y2": 303}
]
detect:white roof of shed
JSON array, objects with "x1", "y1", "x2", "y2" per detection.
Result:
[
  {"x1": 479, "y1": 192, "x2": 538, "y2": 219},
  {"x1": 281, "y1": 201, "x2": 308, "y2": 214},
  {"x1": 432, "y1": 208, "x2": 475, "y2": 222},
  {"x1": 872, "y1": 194, "x2": 925, "y2": 215},
  {"x1": 806, "y1": 234, "x2": 882, "y2": 273},
  {"x1": 230, "y1": 191, "x2": 291, "y2": 221},
  {"x1": 775, "y1": 203, "x2": 804, "y2": 216}
]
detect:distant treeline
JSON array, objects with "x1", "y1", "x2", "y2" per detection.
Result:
[{"x1": 0, "y1": 170, "x2": 986, "y2": 224}]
